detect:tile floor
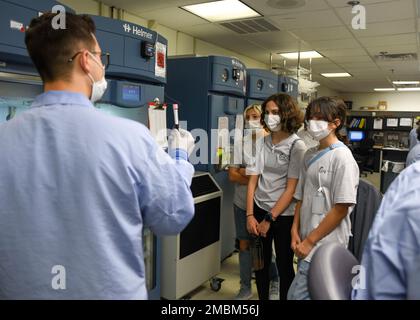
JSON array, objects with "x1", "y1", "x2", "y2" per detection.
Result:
[{"x1": 188, "y1": 251, "x2": 259, "y2": 300}]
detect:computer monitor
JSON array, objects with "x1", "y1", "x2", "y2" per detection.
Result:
[{"x1": 349, "y1": 130, "x2": 365, "y2": 142}]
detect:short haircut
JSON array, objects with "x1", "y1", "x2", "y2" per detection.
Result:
[
  {"x1": 261, "y1": 93, "x2": 303, "y2": 133},
  {"x1": 25, "y1": 12, "x2": 96, "y2": 82},
  {"x1": 305, "y1": 97, "x2": 347, "y2": 137}
]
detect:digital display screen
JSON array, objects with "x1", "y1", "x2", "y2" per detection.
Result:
[
  {"x1": 122, "y1": 85, "x2": 140, "y2": 102},
  {"x1": 349, "y1": 130, "x2": 365, "y2": 142}
]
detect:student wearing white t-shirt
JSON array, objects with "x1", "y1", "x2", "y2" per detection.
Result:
[
  {"x1": 288, "y1": 97, "x2": 359, "y2": 300},
  {"x1": 229, "y1": 104, "x2": 268, "y2": 300},
  {"x1": 246, "y1": 94, "x2": 307, "y2": 300}
]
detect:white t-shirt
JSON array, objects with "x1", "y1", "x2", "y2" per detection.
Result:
[
  {"x1": 294, "y1": 144, "x2": 359, "y2": 262},
  {"x1": 248, "y1": 134, "x2": 307, "y2": 216},
  {"x1": 231, "y1": 130, "x2": 265, "y2": 210}
]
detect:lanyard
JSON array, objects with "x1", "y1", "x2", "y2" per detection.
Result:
[{"x1": 307, "y1": 141, "x2": 345, "y2": 169}]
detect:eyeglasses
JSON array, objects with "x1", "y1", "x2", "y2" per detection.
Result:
[{"x1": 68, "y1": 51, "x2": 110, "y2": 69}]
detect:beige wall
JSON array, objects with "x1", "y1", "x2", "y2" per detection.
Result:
[
  {"x1": 59, "y1": 0, "x2": 268, "y2": 68},
  {"x1": 317, "y1": 85, "x2": 340, "y2": 98},
  {"x1": 340, "y1": 92, "x2": 420, "y2": 112},
  {"x1": 60, "y1": 0, "x2": 100, "y2": 15}
]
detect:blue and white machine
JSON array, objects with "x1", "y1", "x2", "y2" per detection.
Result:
[
  {"x1": 246, "y1": 68, "x2": 278, "y2": 107},
  {"x1": 167, "y1": 56, "x2": 247, "y2": 261},
  {"x1": 279, "y1": 75, "x2": 299, "y2": 99},
  {"x1": 89, "y1": 15, "x2": 167, "y2": 300},
  {"x1": 0, "y1": 0, "x2": 74, "y2": 122}
]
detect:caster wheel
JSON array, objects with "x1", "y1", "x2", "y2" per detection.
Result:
[{"x1": 210, "y1": 277, "x2": 224, "y2": 292}]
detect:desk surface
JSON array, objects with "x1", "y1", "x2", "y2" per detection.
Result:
[{"x1": 373, "y1": 146, "x2": 409, "y2": 151}]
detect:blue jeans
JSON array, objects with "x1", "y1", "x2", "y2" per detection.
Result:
[
  {"x1": 287, "y1": 260, "x2": 311, "y2": 300},
  {"x1": 234, "y1": 205, "x2": 252, "y2": 290}
]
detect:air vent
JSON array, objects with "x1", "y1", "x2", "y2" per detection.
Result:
[
  {"x1": 374, "y1": 52, "x2": 418, "y2": 62},
  {"x1": 267, "y1": 0, "x2": 306, "y2": 9},
  {"x1": 220, "y1": 18, "x2": 280, "y2": 34}
]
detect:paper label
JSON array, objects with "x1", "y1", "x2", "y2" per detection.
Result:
[{"x1": 155, "y1": 42, "x2": 166, "y2": 78}]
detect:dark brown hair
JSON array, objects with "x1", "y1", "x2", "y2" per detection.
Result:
[
  {"x1": 417, "y1": 124, "x2": 420, "y2": 141},
  {"x1": 25, "y1": 12, "x2": 96, "y2": 82},
  {"x1": 261, "y1": 93, "x2": 304, "y2": 133},
  {"x1": 305, "y1": 96, "x2": 347, "y2": 141}
]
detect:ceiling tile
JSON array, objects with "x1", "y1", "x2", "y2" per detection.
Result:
[
  {"x1": 319, "y1": 48, "x2": 367, "y2": 58},
  {"x1": 351, "y1": 19, "x2": 415, "y2": 37},
  {"x1": 365, "y1": 44, "x2": 418, "y2": 56},
  {"x1": 178, "y1": 23, "x2": 232, "y2": 38},
  {"x1": 269, "y1": 10, "x2": 343, "y2": 30},
  {"x1": 242, "y1": 0, "x2": 329, "y2": 15},
  {"x1": 334, "y1": 0, "x2": 414, "y2": 25},
  {"x1": 100, "y1": 0, "x2": 212, "y2": 14},
  {"x1": 310, "y1": 38, "x2": 361, "y2": 50},
  {"x1": 291, "y1": 26, "x2": 353, "y2": 41},
  {"x1": 242, "y1": 31, "x2": 299, "y2": 50},
  {"x1": 339, "y1": 62, "x2": 380, "y2": 69},
  {"x1": 358, "y1": 33, "x2": 417, "y2": 46},
  {"x1": 376, "y1": 60, "x2": 420, "y2": 73},
  {"x1": 134, "y1": 7, "x2": 209, "y2": 29},
  {"x1": 331, "y1": 55, "x2": 374, "y2": 63},
  {"x1": 325, "y1": 0, "x2": 396, "y2": 8}
]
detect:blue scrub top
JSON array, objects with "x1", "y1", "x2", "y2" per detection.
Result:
[
  {"x1": 409, "y1": 127, "x2": 419, "y2": 150},
  {"x1": 0, "y1": 91, "x2": 194, "y2": 299},
  {"x1": 406, "y1": 143, "x2": 420, "y2": 167},
  {"x1": 352, "y1": 161, "x2": 420, "y2": 300}
]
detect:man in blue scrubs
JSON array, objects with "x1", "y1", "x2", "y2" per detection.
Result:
[
  {"x1": 407, "y1": 126, "x2": 420, "y2": 167},
  {"x1": 352, "y1": 160, "x2": 420, "y2": 299},
  {"x1": 0, "y1": 12, "x2": 195, "y2": 299},
  {"x1": 409, "y1": 120, "x2": 419, "y2": 150}
]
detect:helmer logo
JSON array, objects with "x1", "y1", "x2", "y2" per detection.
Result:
[{"x1": 122, "y1": 23, "x2": 153, "y2": 40}]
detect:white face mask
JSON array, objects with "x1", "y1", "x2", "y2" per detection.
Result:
[
  {"x1": 86, "y1": 52, "x2": 108, "y2": 103},
  {"x1": 307, "y1": 120, "x2": 332, "y2": 141},
  {"x1": 265, "y1": 114, "x2": 281, "y2": 132},
  {"x1": 245, "y1": 119, "x2": 262, "y2": 130}
]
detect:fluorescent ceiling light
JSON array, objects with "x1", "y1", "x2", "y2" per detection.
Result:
[
  {"x1": 181, "y1": 0, "x2": 260, "y2": 22},
  {"x1": 392, "y1": 81, "x2": 420, "y2": 85},
  {"x1": 321, "y1": 72, "x2": 352, "y2": 78},
  {"x1": 397, "y1": 87, "x2": 420, "y2": 91},
  {"x1": 374, "y1": 88, "x2": 395, "y2": 91},
  {"x1": 279, "y1": 51, "x2": 323, "y2": 59}
]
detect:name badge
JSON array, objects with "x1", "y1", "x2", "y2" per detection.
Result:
[{"x1": 312, "y1": 189, "x2": 326, "y2": 215}]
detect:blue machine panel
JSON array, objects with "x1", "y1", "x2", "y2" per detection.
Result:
[
  {"x1": 166, "y1": 55, "x2": 246, "y2": 260},
  {"x1": 0, "y1": 0, "x2": 74, "y2": 75},
  {"x1": 90, "y1": 15, "x2": 167, "y2": 85},
  {"x1": 209, "y1": 56, "x2": 247, "y2": 96},
  {"x1": 247, "y1": 69, "x2": 278, "y2": 100},
  {"x1": 279, "y1": 75, "x2": 299, "y2": 99},
  {"x1": 98, "y1": 79, "x2": 164, "y2": 125}
]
